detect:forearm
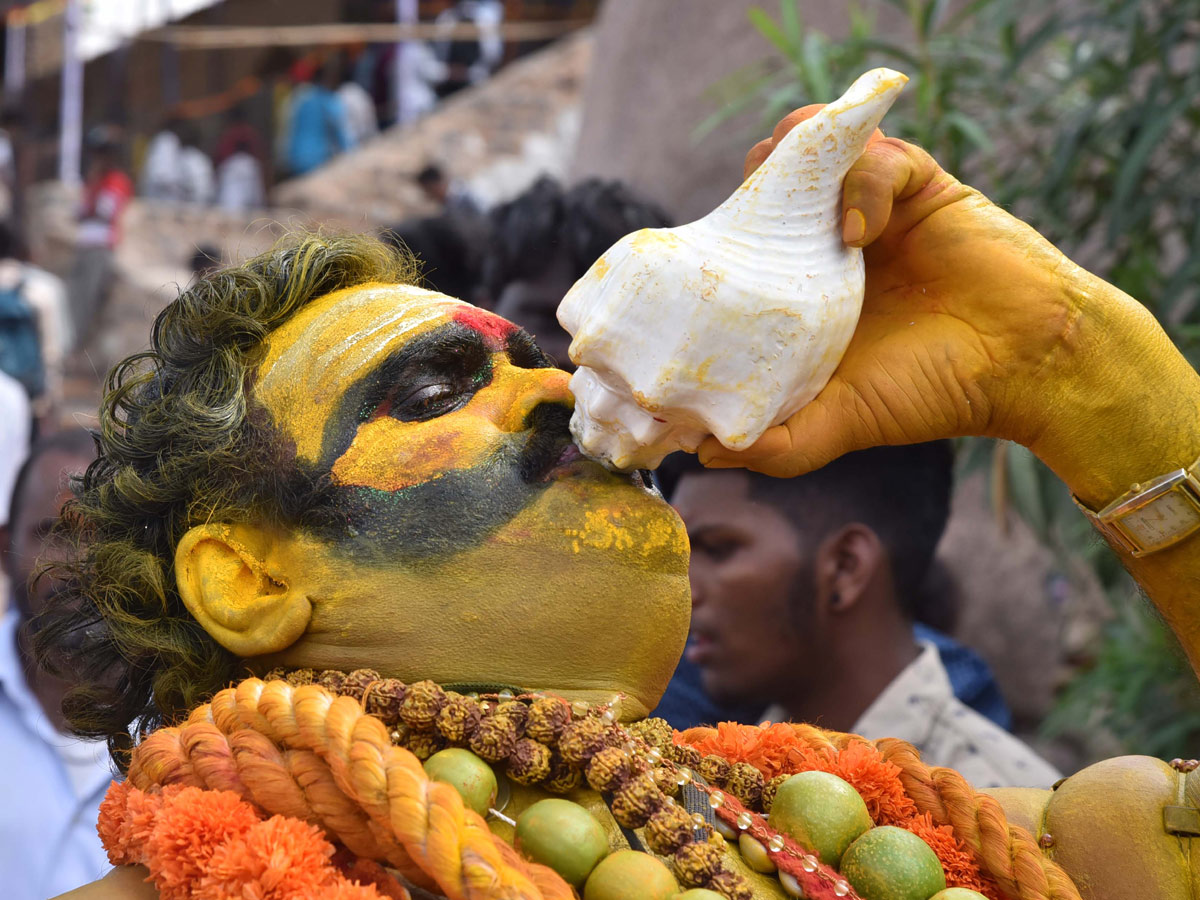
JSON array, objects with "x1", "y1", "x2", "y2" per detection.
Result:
[{"x1": 1024, "y1": 266, "x2": 1200, "y2": 670}]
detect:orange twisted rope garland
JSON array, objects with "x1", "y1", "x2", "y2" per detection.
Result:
[{"x1": 124, "y1": 678, "x2": 572, "y2": 900}]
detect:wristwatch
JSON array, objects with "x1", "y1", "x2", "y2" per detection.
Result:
[{"x1": 1074, "y1": 457, "x2": 1200, "y2": 557}]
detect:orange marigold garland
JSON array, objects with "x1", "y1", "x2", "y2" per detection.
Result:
[
  {"x1": 677, "y1": 722, "x2": 1001, "y2": 899},
  {"x1": 97, "y1": 780, "x2": 404, "y2": 900}
]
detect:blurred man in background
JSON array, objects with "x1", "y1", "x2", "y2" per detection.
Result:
[
  {"x1": 0, "y1": 429, "x2": 110, "y2": 899},
  {"x1": 485, "y1": 176, "x2": 671, "y2": 366},
  {"x1": 70, "y1": 130, "x2": 132, "y2": 342},
  {"x1": 655, "y1": 443, "x2": 1061, "y2": 789}
]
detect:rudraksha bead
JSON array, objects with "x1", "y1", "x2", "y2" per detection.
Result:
[
  {"x1": 610, "y1": 772, "x2": 663, "y2": 828},
  {"x1": 707, "y1": 869, "x2": 754, "y2": 900},
  {"x1": 698, "y1": 754, "x2": 731, "y2": 787},
  {"x1": 525, "y1": 697, "x2": 571, "y2": 744},
  {"x1": 318, "y1": 669, "x2": 348, "y2": 694},
  {"x1": 436, "y1": 692, "x2": 482, "y2": 743},
  {"x1": 673, "y1": 744, "x2": 702, "y2": 769},
  {"x1": 507, "y1": 738, "x2": 552, "y2": 785},
  {"x1": 586, "y1": 746, "x2": 633, "y2": 794},
  {"x1": 544, "y1": 752, "x2": 582, "y2": 794},
  {"x1": 629, "y1": 717, "x2": 674, "y2": 751},
  {"x1": 365, "y1": 678, "x2": 406, "y2": 724},
  {"x1": 493, "y1": 700, "x2": 529, "y2": 731},
  {"x1": 470, "y1": 714, "x2": 519, "y2": 762},
  {"x1": 644, "y1": 803, "x2": 695, "y2": 855},
  {"x1": 340, "y1": 668, "x2": 382, "y2": 702},
  {"x1": 653, "y1": 765, "x2": 681, "y2": 798},
  {"x1": 400, "y1": 680, "x2": 447, "y2": 731},
  {"x1": 405, "y1": 729, "x2": 445, "y2": 760},
  {"x1": 672, "y1": 840, "x2": 727, "y2": 886},
  {"x1": 761, "y1": 774, "x2": 789, "y2": 813},
  {"x1": 286, "y1": 668, "x2": 316, "y2": 686},
  {"x1": 557, "y1": 716, "x2": 609, "y2": 766},
  {"x1": 726, "y1": 762, "x2": 765, "y2": 809},
  {"x1": 263, "y1": 667, "x2": 287, "y2": 682}
]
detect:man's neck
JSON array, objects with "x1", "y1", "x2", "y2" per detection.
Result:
[{"x1": 778, "y1": 629, "x2": 920, "y2": 733}]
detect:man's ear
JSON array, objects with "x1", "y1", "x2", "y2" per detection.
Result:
[
  {"x1": 174, "y1": 523, "x2": 312, "y2": 657},
  {"x1": 814, "y1": 523, "x2": 884, "y2": 613}
]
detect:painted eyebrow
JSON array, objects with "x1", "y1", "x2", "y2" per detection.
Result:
[
  {"x1": 317, "y1": 322, "x2": 489, "y2": 468},
  {"x1": 505, "y1": 328, "x2": 556, "y2": 369}
]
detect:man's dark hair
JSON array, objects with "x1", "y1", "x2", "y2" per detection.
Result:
[
  {"x1": 381, "y1": 213, "x2": 491, "y2": 305},
  {"x1": 35, "y1": 233, "x2": 417, "y2": 766},
  {"x1": 7, "y1": 428, "x2": 96, "y2": 529},
  {"x1": 482, "y1": 177, "x2": 672, "y2": 297},
  {"x1": 658, "y1": 442, "x2": 955, "y2": 615}
]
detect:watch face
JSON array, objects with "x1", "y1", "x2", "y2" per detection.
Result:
[{"x1": 1120, "y1": 489, "x2": 1200, "y2": 550}]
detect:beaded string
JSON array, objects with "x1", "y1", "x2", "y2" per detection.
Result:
[{"x1": 267, "y1": 668, "x2": 756, "y2": 900}]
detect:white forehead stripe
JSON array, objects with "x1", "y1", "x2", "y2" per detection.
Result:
[{"x1": 262, "y1": 285, "x2": 468, "y2": 405}]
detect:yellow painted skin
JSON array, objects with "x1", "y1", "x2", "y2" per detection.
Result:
[
  {"x1": 178, "y1": 284, "x2": 690, "y2": 719},
  {"x1": 69, "y1": 115, "x2": 1200, "y2": 899}
]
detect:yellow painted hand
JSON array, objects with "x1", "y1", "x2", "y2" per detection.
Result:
[{"x1": 701, "y1": 106, "x2": 1102, "y2": 477}]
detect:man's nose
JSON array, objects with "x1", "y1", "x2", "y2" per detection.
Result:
[
  {"x1": 688, "y1": 567, "x2": 705, "y2": 609},
  {"x1": 496, "y1": 364, "x2": 574, "y2": 432}
]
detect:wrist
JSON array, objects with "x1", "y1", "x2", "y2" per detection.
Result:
[{"x1": 1016, "y1": 269, "x2": 1200, "y2": 509}]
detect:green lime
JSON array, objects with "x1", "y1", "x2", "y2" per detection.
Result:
[
  {"x1": 766, "y1": 771, "x2": 873, "y2": 866},
  {"x1": 515, "y1": 799, "x2": 610, "y2": 887},
  {"x1": 929, "y1": 890, "x2": 989, "y2": 900},
  {"x1": 584, "y1": 849, "x2": 679, "y2": 900},
  {"x1": 840, "y1": 826, "x2": 947, "y2": 900},
  {"x1": 423, "y1": 748, "x2": 497, "y2": 817}
]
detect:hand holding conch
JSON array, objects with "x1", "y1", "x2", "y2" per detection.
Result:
[{"x1": 701, "y1": 108, "x2": 1187, "y2": 499}]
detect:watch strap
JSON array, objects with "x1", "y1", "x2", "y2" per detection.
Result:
[{"x1": 1073, "y1": 457, "x2": 1200, "y2": 557}]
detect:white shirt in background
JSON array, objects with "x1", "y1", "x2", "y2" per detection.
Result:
[
  {"x1": 0, "y1": 611, "x2": 115, "y2": 899},
  {"x1": 337, "y1": 81, "x2": 378, "y2": 146},
  {"x1": 0, "y1": 371, "x2": 30, "y2": 529},
  {"x1": 180, "y1": 146, "x2": 215, "y2": 206},
  {"x1": 217, "y1": 151, "x2": 266, "y2": 212},
  {"x1": 140, "y1": 130, "x2": 184, "y2": 202},
  {"x1": 762, "y1": 641, "x2": 1062, "y2": 789}
]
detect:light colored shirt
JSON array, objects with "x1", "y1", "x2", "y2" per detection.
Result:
[
  {"x1": 216, "y1": 151, "x2": 265, "y2": 212},
  {"x1": 0, "y1": 610, "x2": 115, "y2": 899},
  {"x1": 762, "y1": 641, "x2": 1061, "y2": 789}
]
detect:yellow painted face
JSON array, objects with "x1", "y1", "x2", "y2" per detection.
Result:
[{"x1": 251, "y1": 283, "x2": 690, "y2": 717}]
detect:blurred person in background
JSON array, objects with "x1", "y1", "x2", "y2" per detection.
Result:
[
  {"x1": 177, "y1": 124, "x2": 215, "y2": 207},
  {"x1": 654, "y1": 444, "x2": 1060, "y2": 789},
  {"x1": 0, "y1": 222, "x2": 70, "y2": 418},
  {"x1": 285, "y1": 60, "x2": 353, "y2": 176},
  {"x1": 140, "y1": 118, "x2": 184, "y2": 203},
  {"x1": 415, "y1": 163, "x2": 481, "y2": 216},
  {"x1": 484, "y1": 176, "x2": 671, "y2": 367},
  {"x1": 216, "y1": 138, "x2": 266, "y2": 212},
  {"x1": 0, "y1": 369, "x2": 31, "y2": 537},
  {"x1": 336, "y1": 54, "x2": 379, "y2": 146},
  {"x1": 433, "y1": 0, "x2": 504, "y2": 97},
  {"x1": 214, "y1": 106, "x2": 267, "y2": 170},
  {"x1": 69, "y1": 129, "x2": 132, "y2": 343},
  {"x1": 382, "y1": 213, "x2": 491, "y2": 307},
  {"x1": 0, "y1": 429, "x2": 111, "y2": 900}
]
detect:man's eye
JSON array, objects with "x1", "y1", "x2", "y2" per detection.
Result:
[
  {"x1": 396, "y1": 383, "x2": 464, "y2": 419},
  {"x1": 694, "y1": 535, "x2": 740, "y2": 563}
]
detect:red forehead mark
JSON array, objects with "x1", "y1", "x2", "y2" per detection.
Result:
[{"x1": 453, "y1": 307, "x2": 517, "y2": 348}]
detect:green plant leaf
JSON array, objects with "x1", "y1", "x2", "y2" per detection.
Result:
[{"x1": 747, "y1": 6, "x2": 795, "y2": 59}]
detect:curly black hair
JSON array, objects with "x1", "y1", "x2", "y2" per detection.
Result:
[
  {"x1": 482, "y1": 176, "x2": 672, "y2": 298},
  {"x1": 35, "y1": 233, "x2": 417, "y2": 767}
]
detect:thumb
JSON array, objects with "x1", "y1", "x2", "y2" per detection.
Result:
[{"x1": 696, "y1": 378, "x2": 881, "y2": 477}]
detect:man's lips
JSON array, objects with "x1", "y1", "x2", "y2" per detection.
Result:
[{"x1": 685, "y1": 630, "x2": 718, "y2": 665}]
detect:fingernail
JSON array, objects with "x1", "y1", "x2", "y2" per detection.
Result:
[{"x1": 842, "y1": 208, "x2": 867, "y2": 244}]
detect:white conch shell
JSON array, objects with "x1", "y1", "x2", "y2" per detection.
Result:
[{"x1": 558, "y1": 68, "x2": 908, "y2": 471}]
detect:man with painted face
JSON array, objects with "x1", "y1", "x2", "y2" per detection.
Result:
[{"x1": 42, "y1": 114, "x2": 1200, "y2": 900}]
